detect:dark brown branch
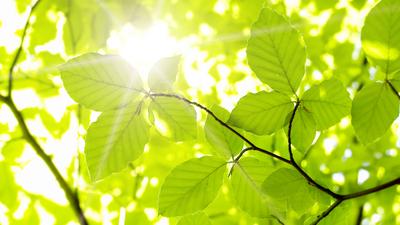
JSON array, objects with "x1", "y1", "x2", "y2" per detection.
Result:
[
  {"x1": 7, "y1": 0, "x2": 42, "y2": 97},
  {"x1": 356, "y1": 204, "x2": 364, "y2": 225},
  {"x1": 342, "y1": 176, "x2": 400, "y2": 200},
  {"x1": 287, "y1": 101, "x2": 342, "y2": 199},
  {"x1": 0, "y1": 96, "x2": 88, "y2": 225},
  {"x1": 150, "y1": 93, "x2": 290, "y2": 164},
  {"x1": 311, "y1": 199, "x2": 343, "y2": 225},
  {"x1": 387, "y1": 80, "x2": 400, "y2": 100}
]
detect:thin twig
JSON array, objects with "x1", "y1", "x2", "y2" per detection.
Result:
[
  {"x1": 311, "y1": 199, "x2": 343, "y2": 225},
  {"x1": 150, "y1": 93, "x2": 291, "y2": 164},
  {"x1": 342, "y1": 177, "x2": 400, "y2": 200},
  {"x1": 386, "y1": 80, "x2": 400, "y2": 100},
  {"x1": 287, "y1": 101, "x2": 342, "y2": 199},
  {"x1": 356, "y1": 204, "x2": 364, "y2": 225},
  {"x1": 7, "y1": 0, "x2": 42, "y2": 97}
]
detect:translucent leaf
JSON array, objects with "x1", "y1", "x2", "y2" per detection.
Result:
[
  {"x1": 148, "y1": 56, "x2": 180, "y2": 91},
  {"x1": 177, "y1": 212, "x2": 212, "y2": 225},
  {"x1": 204, "y1": 105, "x2": 243, "y2": 159},
  {"x1": 150, "y1": 97, "x2": 197, "y2": 141},
  {"x1": 302, "y1": 78, "x2": 351, "y2": 130},
  {"x1": 229, "y1": 91, "x2": 293, "y2": 135},
  {"x1": 61, "y1": 1, "x2": 112, "y2": 55},
  {"x1": 361, "y1": 0, "x2": 400, "y2": 75},
  {"x1": 247, "y1": 8, "x2": 306, "y2": 95},
  {"x1": 158, "y1": 156, "x2": 226, "y2": 216},
  {"x1": 230, "y1": 157, "x2": 273, "y2": 217},
  {"x1": 262, "y1": 168, "x2": 315, "y2": 214},
  {"x1": 290, "y1": 106, "x2": 316, "y2": 153},
  {"x1": 351, "y1": 82, "x2": 399, "y2": 144},
  {"x1": 85, "y1": 104, "x2": 149, "y2": 181},
  {"x1": 60, "y1": 53, "x2": 143, "y2": 111}
]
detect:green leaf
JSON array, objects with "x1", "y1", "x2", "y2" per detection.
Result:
[
  {"x1": 230, "y1": 157, "x2": 273, "y2": 217},
  {"x1": 150, "y1": 97, "x2": 197, "y2": 141},
  {"x1": 229, "y1": 91, "x2": 293, "y2": 135},
  {"x1": 85, "y1": 103, "x2": 149, "y2": 181},
  {"x1": 361, "y1": 0, "x2": 400, "y2": 75},
  {"x1": 302, "y1": 78, "x2": 351, "y2": 130},
  {"x1": 60, "y1": 53, "x2": 143, "y2": 111},
  {"x1": 61, "y1": 1, "x2": 112, "y2": 55},
  {"x1": 247, "y1": 8, "x2": 306, "y2": 95},
  {"x1": 177, "y1": 212, "x2": 212, "y2": 225},
  {"x1": 158, "y1": 156, "x2": 226, "y2": 216},
  {"x1": 262, "y1": 168, "x2": 315, "y2": 214},
  {"x1": 290, "y1": 106, "x2": 316, "y2": 153},
  {"x1": 148, "y1": 56, "x2": 180, "y2": 91},
  {"x1": 351, "y1": 82, "x2": 399, "y2": 144},
  {"x1": 204, "y1": 105, "x2": 243, "y2": 159}
]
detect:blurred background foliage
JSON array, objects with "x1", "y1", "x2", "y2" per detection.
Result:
[{"x1": 0, "y1": 0, "x2": 399, "y2": 224}]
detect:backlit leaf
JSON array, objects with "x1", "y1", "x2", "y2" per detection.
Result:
[
  {"x1": 150, "y1": 97, "x2": 197, "y2": 141},
  {"x1": 229, "y1": 91, "x2": 293, "y2": 135},
  {"x1": 290, "y1": 106, "x2": 316, "y2": 153},
  {"x1": 85, "y1": 103, "x2": 149, "y2": 181},
  {"x1": 302, "y1": 78, "x2": 351, "y2": 130},
  {"x1": 361, "y1": 0, "x2": 400, "y2": 75},
  {"x1": 204, "y1": 105, "x2": 243, "y2": 159},
  {"x1": 60, "y1": 53, "x2": 143, "y2": 111},
  {"x1": 159, "y1": 156, "x2": 226, "y2": 216},
  {"x1": 177, "y1": 212, "x2": 212, "y2": 225},
  {"x1": 351, "y1": 82, "x2": 399, "y2": 144},
  {"x1": 148, "y1": 56, "x2": 180, "y2": 91},
  {"x1": 230, "y1": 157, "x2": 273, "y2": 217},
  {"x1": 247, "y1": 8, "x2": 306, "y2": 95},
  {"x1": 262, "y1": 168, "x2": 315, "y2": 214}
]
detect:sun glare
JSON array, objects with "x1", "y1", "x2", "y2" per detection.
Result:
[{"x1": 107, "y1": 22, "x2": 186, "y2": 80}]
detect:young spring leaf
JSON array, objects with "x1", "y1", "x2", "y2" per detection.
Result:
[
  {"x1": 230, "y1": 157, "x2": 274, "y2": 217},
  {"x1": 290, "y1": 106, "x2": 316, "y2": 153},
  {"x1": 351, "y1": 82, "x2": 399, "y2": 144},
  {"x1": 204, "y1": 105, "x2": 243, "y2": 159},
  {"x1": 158, "y1": 156, "x2": 226, "y2": 216},
  {"x1": 148, "y1": 55, "x2": 180, "y2": 91},
  {"x1": 302, "y1": 78, "x2": 351, "y2": 130},
  {"x1": 176, "y1": 212, "x2": 212, "y2": 225},
  {"x1": 229, "y1": 91, "x2": 293, "y2": 135},
  {"x1": 262, "y1": 168, "x2": 315, "y2": 214},
  {"x1": 149, "y1": 97, "x2": 197, "y2": 141},
  {"x1": 361, "y1": 0, "x2": 400, "y2": 75},
  {"x1": 247, "y1": 8, "x2": 306, "y2": 95},
  {"x1": 60, "y1": 53, "x2": 143, "y2": 111},
  {"x1": 85, "y1": 103, "x2": 149, "y2": 181}
]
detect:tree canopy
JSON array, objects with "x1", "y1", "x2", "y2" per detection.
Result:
[{"x1": 0, "y1": 0, "x2": 400, "y2": 224}]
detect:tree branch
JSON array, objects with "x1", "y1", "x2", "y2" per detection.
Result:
[
  {"x1": 0, "y1": 97, "x2": 89, "y2": 224},
  {"x1": 311, "y1": 199, "x2": 343, "y2": 225},
  {"x1": 150, "y1": 93, "x2": 290, "y2": 164},
  {"x1": 7, "y1": 0, "x2": 42, "y2": 97},
  {"x1": 356, "y1": 204, "x2": 364, "y2": 225},
  {"x1": 342, "y1": 176, "x2": 400, "y2": 200},
  {"x1": 287, "y1": 101, "x2": 342, "y2": 199},
  {"x1": 386, "y1": 80, "x2": 400, "y2": 100}
]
